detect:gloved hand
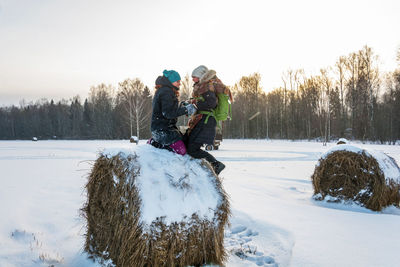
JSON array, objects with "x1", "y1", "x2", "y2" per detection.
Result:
[
  {"x1": 179, "y1": 100, "x2": 190, "y2": 108},
  {"x1": 185, "y1": 104, "x2": 197, "y2": 116}
]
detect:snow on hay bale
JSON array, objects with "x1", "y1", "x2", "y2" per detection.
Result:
[
  {"x1": 129, "y1": 136, "x2": 139, "y2": 144},
  {"x1": 311, "y1": 144, "x2": 400, "y2": 211},
  {"x1": 82, "y1": 145, "x2": 230, "y2": 267}
]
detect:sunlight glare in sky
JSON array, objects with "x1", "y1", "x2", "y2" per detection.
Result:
[{"x1": 0, "y1": 0, "x2": 399, "y2": 105}]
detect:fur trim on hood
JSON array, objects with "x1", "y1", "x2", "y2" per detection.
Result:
[{"x1": 199, "y1": 70, "x2": 217, "y2": 84}]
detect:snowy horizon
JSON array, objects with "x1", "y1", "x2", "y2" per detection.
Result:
[{"x1": 0, "y1": 139, "x2": 399, "y2": 266}]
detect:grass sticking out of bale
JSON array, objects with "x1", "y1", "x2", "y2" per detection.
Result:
[
  {"x1": 82, "y1": 153, "x2": 230, "y2": 267},
  {"x1": 311, "y1": 150, "x2": 400, "y2": 211}
]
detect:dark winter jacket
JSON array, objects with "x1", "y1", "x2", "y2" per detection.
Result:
[
  {"x1": 187, "y1": 70, "x2": 218, "y2": 145},
  {"x1": 151, "y1": 76, "x2": 187, "y2": 145}
]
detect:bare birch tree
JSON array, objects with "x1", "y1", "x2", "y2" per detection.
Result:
[
  {"x1": 178, "y1": 74, "x2": 193, "y2": 126},
  {"x1": 335, "y1": 56, "x2": 347, "y2": 133},
  {"x1": 117, "y1": 78, "x2": 151, "y2": 139},
  {"x1": 320, "y1": 68, "x2": 333, "y2": 144}
]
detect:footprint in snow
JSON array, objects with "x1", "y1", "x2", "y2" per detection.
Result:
[
  {"x1": 225, "y1": 225, "x2": 277, "y2": 267},
  {"x1": 10, "y1": 229, "x2": 64, "y2": 265}
]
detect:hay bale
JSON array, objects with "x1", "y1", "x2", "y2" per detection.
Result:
[
  {"x1": 311, "y1": 144, "x2": 400, "y2": 211},
  {"x1": 129, "y1": 136, "x2": 139, "y2": 144},
  {"x1": 336, "y1": 138, "x2": 348, "y2": 145},
  {"x1": 82, "y1": 145, "x2": 230, "y2": 267}
]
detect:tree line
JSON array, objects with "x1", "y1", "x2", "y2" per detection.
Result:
[
  {"x1": 0, "y1": 46, "x2": 399, "y2": 143},
  {"x1": 0, "y1": 80, "x2": 152, "y2": 140},
  {"x1": 225, "y1": 46, "x2": 400, "y2": 144}
]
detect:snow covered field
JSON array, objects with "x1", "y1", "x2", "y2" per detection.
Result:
[{"x1": 1, "y1": 140, "x2": 399, "y2": 267}]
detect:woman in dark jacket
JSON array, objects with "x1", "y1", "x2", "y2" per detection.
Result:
[
  {"x1": 149, "y1": 70, "x2": 197, "y2": 155},
  {"x1": 186, "y1": 65, "x2": 225, "y2": 174}
]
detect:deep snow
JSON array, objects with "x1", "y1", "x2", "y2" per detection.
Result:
[
  {"x1": 0, "y1": 140, "x2": 399, "y2": 267},
  {"x1": 102, "y1": 146, "x2": 223, "y2": 226}
]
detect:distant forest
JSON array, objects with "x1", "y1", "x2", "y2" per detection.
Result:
[{"x1": 1, "y1": 45, "x2": 400, "y2": 143}]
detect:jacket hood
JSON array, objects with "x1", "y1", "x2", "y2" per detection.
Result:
[
  {"x1": 155, "y1": 76, "x2": 179, "y2": 90},
  {"x1": 199, "y1": 70, "x2": 217, "y2": 84}
]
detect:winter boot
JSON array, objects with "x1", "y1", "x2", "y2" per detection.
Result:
[{"x1": 212, "y1": 161, "x2": 225, "y2": 175}]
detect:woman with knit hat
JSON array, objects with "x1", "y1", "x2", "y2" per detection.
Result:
[
  {"x1": 149, "y1": 69, "x2": 197, "y2": 155},
  {"x1": 186, "y1": 65, "x2": 226, "y2": 174}
]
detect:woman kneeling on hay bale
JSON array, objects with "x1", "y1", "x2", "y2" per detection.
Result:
[
  {"x1": 311, "y1": 144, "x2": 400, "y2": 211},
  {"x1": 148, "y1": 69, "x2": 197, "y2": 155},
  {"x1": 82, "y1": 146, "x2": 230, "y2": 267}
]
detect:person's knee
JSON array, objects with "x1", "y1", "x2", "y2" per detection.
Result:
[
  {"x1": 186, "y1": 145, "x2": 196, "y2": 155},
  {"x1": 186, "y1": 143, "x2": 200, "y2": 156},
  {"x1": 169, "y1": 140, "x2": 186, "y2": 156}
]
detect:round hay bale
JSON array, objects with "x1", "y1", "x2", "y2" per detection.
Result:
[
  {"x1": 311, "y1": 145, "x2": 400, "y2": 211},
  {"x1": 129, "y1": 136, "x2": 139, "y2": 144},
  {"x1": 336, "y1": 138, "x2": 349, "y2": 145},
  {"x1": 82, "y1": 146, "x2": 230, "y2": 267}
]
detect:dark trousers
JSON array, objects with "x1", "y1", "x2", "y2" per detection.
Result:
[{"x1": 187, "y1": 142, "x2": 216, "y2": 164}]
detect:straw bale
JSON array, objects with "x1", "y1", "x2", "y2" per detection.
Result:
[
  {"x1": 311, "y1": 150, "x2": 400, "y2": 211},
  {"x1": 129, "y1": 136, "x2": 139, "y2": 144},
  {"x1": 336, "y1": 138, "x2": 348, "y2": 145},
  {"x1": 82, "y1": 152, "x2": 230, "y2": 267}
]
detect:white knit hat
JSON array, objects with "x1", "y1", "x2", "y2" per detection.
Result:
[{"x1": 191, "y1": 65, "x2": 208, "y2": 79}]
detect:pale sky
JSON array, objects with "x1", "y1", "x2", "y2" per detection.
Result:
[{"x1": 1, "y1": 0, "x2": 399, "y2": 106}]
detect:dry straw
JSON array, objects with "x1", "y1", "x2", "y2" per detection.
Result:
[
  {"x1": 82, "y1": 153, "x2": 230, "y2": 267},
  {"x1": 311, "y1": 150, "x2": 400, "y2": 211}
]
